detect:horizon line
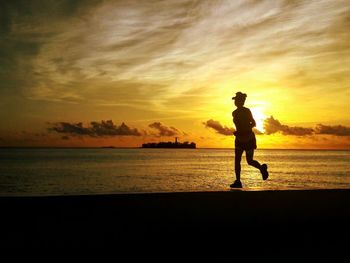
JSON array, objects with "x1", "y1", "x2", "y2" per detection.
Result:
[{"x1": 0, "y1": 146, "x2": 349, "y2": 151}]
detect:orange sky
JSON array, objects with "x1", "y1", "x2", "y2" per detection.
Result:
[{"x1": 1, "y1": 0, "x2": 350, "y2": 149}]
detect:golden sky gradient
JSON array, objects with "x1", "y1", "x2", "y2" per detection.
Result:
[{"x1": 1, "y1": 0, "x2": 350, "y2": 148}]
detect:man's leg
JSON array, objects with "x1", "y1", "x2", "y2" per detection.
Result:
[
  {"x1": 245, "y1": 149, "x2": 261, "y2": 170},
  {"x1": 235, "y1": 147, "x2": 244, "y2": 181},
  {"x1": 246, "y1": 149, "x2": 269, "y2": 180}
]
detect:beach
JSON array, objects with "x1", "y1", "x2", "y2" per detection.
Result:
[{"x1": 1, "y1": 189, "x2": 349, "y2": 258}]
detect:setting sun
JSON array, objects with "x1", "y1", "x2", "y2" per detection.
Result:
[{"x1": 250, "y1": 107, "x2": 267, "y2": 133}]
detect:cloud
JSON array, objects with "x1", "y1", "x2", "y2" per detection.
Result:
[
  {"x1": 253, "y1": 128, "x2": 264, "y2": 135},
  {"x1": 264, "y1": 116, "x2": 314, "y2": 136},
  {"x1": 4, "y1": 0, "x2": 200, "y2": 104},
  {"x1": 5, "y1": 0, "x2": 350, "y2": 105},
  {"x1": 91, "y1": 120, "x2": 142, "y2": 136},
  {"x1": 315, "y1": 124, "x2": 350, "y2": 136},
  {"x1": 0, "y1": 0, "x2": 96, "y2": 94},
  {"x1": 49, "y1": 120, "x2": 142, "y2": 137},
  {"x1": 204, "y1": 117, "x2": 350, "y2": 138},
  {"x1": 148, "y1": 122, "x2": 180, "y2": 137},
  {"x1": 204, "y1": 119, "x2": 263, "y2": 136},
  {"x1": 263, "y1": 116, "x2": 350, "y2": 137},
  {"x1": 203, "y1": 119, "x2": 235, "y2": 136},
  {"x1": 49, "y1": 120, "x2": 184, "y2": 138}
]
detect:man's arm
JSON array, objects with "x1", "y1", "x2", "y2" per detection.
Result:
[{"x1": 248, "y1": 109, "x2": 256, "y2": 127}]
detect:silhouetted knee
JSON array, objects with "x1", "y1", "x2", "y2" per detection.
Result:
[{"x1": 246, "y1": 158, "x2": 255, "y2": 166}]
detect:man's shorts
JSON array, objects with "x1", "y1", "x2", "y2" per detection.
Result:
[{"x1": 235, "y1": 132, "x2": 257, "y2": 151}]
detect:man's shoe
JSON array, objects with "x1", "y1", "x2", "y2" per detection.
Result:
[
  {"x1": 261, "y1": 164, "x2": 269, "y2": 180},
  {"x1": 230, "y1": 180, "x2": 242, "y2": 188}
]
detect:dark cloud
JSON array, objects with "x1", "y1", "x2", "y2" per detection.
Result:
[
  {"x1": 203, "y1": 119, "x2": 264, "y2": 136},
  {"x1": 148, "y1": 122, "x2": 180, "y2": 137},
  {"x1": 90, "y1": 120, "x2": 142, "y2": 136},
  {"x1": 49, "y1": 122, "x2": 91, "y2": 136},
  {"x1": 204, "y1": 117, "x2": 350, "y2": 138},
  {"x1": 49, "y1": 120, "x2": 142, "y2": 137},
  {"x1": 203, "y1": 119, "x2": 235, "y2": 136},
  {"x1": 264, "y1": 116, "x2": 314, "y2": 136},
  {"x1": 49, "y1": 120, "x2": 184, "y2": 138},
  {"x1": 253, "y1": 128, "x2": 263, "y2": 135},
  {"x1": 315, "y1": 124, "x2": 350, "y2": 136}
]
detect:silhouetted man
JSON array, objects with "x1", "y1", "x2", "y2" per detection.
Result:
[{"x1": 230, "y1": 92, "x2": 268, "y2": 188}]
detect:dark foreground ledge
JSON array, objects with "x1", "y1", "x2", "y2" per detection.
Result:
[{"x1": 1, "y1": 189, "x2": 349, "y2": 257}]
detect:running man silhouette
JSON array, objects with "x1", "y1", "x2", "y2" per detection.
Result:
[{"x1": 230, "y1": 92, "x2": 268, "y2": 188}]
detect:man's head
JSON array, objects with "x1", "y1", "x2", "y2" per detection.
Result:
[{"x1": 232, "y1": 92, "x2": 247, "y2": 107}]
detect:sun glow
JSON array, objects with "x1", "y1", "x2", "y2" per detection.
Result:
[{"x1": 250, "y1": 108, "x2": 266, "y2": 133}]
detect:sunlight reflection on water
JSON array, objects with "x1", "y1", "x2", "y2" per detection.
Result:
[{"x1": 0, "y1": 148, "x2": 349, "y2": 195}]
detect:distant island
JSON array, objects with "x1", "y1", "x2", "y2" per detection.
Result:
[{"x1": 142, "y1": 137, "x2": 196, "y2": 149}]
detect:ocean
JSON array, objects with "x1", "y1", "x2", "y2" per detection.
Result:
[{"x1": 0, "y1": 148, "x2": 349, "y2": 196}]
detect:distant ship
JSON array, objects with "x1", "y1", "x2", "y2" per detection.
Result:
[{"x1": 142, "y1": 137, "x2": 196, "y2": 149}]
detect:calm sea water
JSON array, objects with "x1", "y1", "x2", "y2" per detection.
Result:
[{"x1": 0, "y1": 148, "x2": 349, "y2": 196}]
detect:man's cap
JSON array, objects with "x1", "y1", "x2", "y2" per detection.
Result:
[{"x1": 232, "y1": 92, "x2": 247, "y2": 100}]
